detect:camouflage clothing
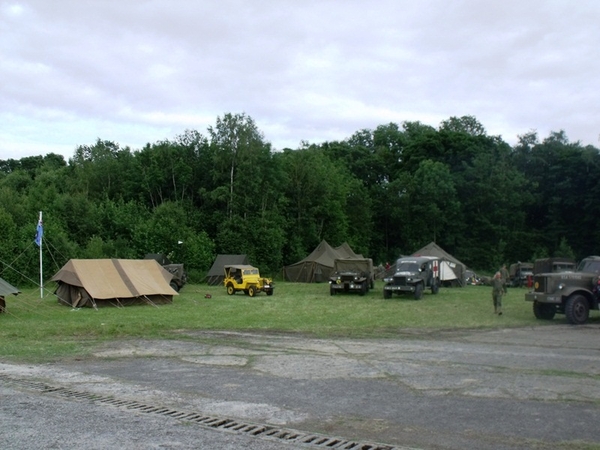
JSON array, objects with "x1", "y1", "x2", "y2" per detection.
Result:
[{"x1": 492, "y1": 276, "x2": 504, "y2": 314}]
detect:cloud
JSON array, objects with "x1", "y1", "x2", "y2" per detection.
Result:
[{"x1": 1, "y1": 0, "x2": 600, "y2": 160}]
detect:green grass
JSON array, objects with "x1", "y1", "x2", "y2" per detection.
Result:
[{"x1": 1, "y1": 281, "x2": 595, "y2": 362}]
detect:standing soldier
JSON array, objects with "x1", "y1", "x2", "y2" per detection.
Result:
[
  {"x1": 500, "y1": 264, "x2": 510, "y2": 294},
  {"x1": 492, "y1": 271, "x2": 504, "y2": 315}
]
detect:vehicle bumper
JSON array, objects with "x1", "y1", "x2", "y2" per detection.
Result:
[
  {"x1": 330, "y1": 282, "x2": 363, "y2": 291},
  {"x1": 525, "y1": 292, "x2": 562, "y2": 304},
  {"x1": 384, "y1": 285, "x2": 415, "y2": 293}
]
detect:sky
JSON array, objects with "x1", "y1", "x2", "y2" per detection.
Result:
[{"x1": 1, "y1": 0, "x2": 599, "y2": 161}]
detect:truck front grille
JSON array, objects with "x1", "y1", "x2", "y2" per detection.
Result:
[{"x1": 392, "y1": 276, "x2": 408, "y2": 286}]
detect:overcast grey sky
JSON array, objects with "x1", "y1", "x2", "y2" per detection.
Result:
[{"x1": 1, "y1": 0, "x2": 599, "y2": 160}]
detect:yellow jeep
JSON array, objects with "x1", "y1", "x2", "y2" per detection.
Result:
[{"x1": 223, "y1": 265, "x2": 274, "y2": 297}]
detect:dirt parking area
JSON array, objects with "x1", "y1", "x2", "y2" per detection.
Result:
[{"x1": 1, "y1": 325, "x2": 600, "y2": 450}]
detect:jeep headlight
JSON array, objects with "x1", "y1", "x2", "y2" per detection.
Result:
[
  {"x1": 384, "y1": 277, "x2": 393, "y2": 283},
  {"x1": 558, "y1": 283, "x2": 565, "y2": 290}
]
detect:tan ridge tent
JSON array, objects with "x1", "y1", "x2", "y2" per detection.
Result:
[
  {"x1": 283, "y1": 240, "x2": 362, "y2": 282},
  {"x1": 52, "y1": 259, "x2": 178, "y2": 308},
  {"x1": 206, "y1": 254, "x2": 250, "y2": 286}
]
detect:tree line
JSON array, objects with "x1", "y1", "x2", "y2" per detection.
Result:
[{"x1": 0, "y1": 112, "x2": 597, "y2": 286}]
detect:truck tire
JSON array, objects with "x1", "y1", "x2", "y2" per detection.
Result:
[
  {"x1": 266, "y1": 289, "x2": 273, "y2": 296},
  {"x1": 248, "y1": 286, "x2": 256, "y2": 297},
  {"x1": 414, "y1": 283, "x2": 423, "y2": 300},
  {"x1": 359, "y1": 283, "x2": 366, "y2": 296},
  {"x1": 565, "y1": 295, "x2": 589, "y2": 325},
  {"x1": 170, "y1": 281, "x2": 179, "y2": 292},
  {"x1": 431, "y1": 282, "x2": 439, "y2": 295},
  {"x1": 330, "y1": 285, "x2": 336, "y2": 296},
  {"x1": 383, "y1": 289, "x2": 391, "y2": 299},
  {"x1": 226, "y1": 284, "x2": 235, "y2": 295},
  {"x1": 533, "y1": 301, "x2": 556, "y2": 320}
]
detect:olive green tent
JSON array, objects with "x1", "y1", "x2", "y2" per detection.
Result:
[
  {"x1": 206, "y1": 254, "x2": 250, "y2": 286},
  {"x1": 0, "y1": 277, "x2": 20, "y2": 313},
  {"x1": 283, "y1": 240, "x2": 361, "y2": 282},
  {"x1": 412, "y1": 242, "x2": 467, "y2": 286}
]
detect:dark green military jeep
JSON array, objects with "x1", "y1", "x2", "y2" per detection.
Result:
[
  {"x1": 525, "y1": 256, "x2": 600, "y2": 324},
  {"x1": 328, "y1": 258, "x2": 374, "y2": 296},
  {"x1": 383, "y1": 256, "x2": 440, "y2": 300}
]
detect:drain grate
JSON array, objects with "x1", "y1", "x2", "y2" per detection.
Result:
[{"x1": 0, "y1": 373, "x2": 414, "y2": 450}]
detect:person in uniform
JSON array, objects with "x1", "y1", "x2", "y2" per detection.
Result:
[
  {"x1": 492, "y1": 271, "x2": 504, "y2": 315},
  {"x1": 500, "y1": 264, "x2": 510, "y2": 294}
]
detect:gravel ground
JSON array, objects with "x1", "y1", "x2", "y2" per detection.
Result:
[{"x1": 1, "y1": 325, "x2": 600, "y2": 450}]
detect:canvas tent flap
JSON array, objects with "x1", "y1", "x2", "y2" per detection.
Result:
[
  {"x1": 412, "y1": 242, "x2": 467, "y2": 286},
  {"x1": 206, "y1": 255, "x2": 249, "y2": 285},
  {"x1": 0, "y1": 277, "x2": 20, "y2": 296},
  {"x1": 52, "y1": 259, "x2": 178, "y2": 307}
]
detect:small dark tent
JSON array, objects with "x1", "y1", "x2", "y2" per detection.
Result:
[
  {"x1": 0, "y1": 277, "x2": 20, "y2": 313},
  {"x1": 412, "y1": 242, "x2": 467, "y2": 286},
  {"x1": 283, "y1": 240, "x2": 362, "y2": 282},
  {"x1": 206, "y1": 254, "x2": 249, "y2": 286},
  {"x1": 52, "y1": 259, "x2": 178, "y2": 308}
]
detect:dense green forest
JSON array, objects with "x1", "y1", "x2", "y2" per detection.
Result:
[{"x1": 1, "y1": 113, "x2": 598, "y2": 286}]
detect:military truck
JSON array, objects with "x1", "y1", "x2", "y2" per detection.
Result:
[
  {"x1": 383, "y1": 256, "x2": 440, "y2": 300},
  {"x1": 525, "y1": 256, "x2": 600, "y2": 325},
  {"x1": 223, "y1": 264, "x2": 274, "y2": 297},
  {"x1": 533, "y1": 257, "x2": 576, "y2": 274},
  {"x1": 509, "y1": 262, "x2": 534, "y2": 287},
  {"x1": 145, "y1": 253, "x2": 187, "y2": 292},
  {"x1": 329, "y1": 258, "x2": 374, "y2": 296}
]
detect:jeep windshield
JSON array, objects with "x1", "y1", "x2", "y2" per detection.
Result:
[
  {"x1": 243, "y1": 268, "x2": 259, "y2": 275},
  {"x1": 577, "y1": 259, "x2": 600, "y2": 274},
  {"x1": 396, "y1": 262, "x2": 419, "y2": 272}
]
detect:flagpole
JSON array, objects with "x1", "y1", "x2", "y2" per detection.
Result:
[{"x1": 38, "y1": 211, "x2": 43, "y2": 298}]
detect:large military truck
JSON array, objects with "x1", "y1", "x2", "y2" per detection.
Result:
[
  {"x1": 383, "y1": 256, "x2": 440, "y2": 300},
  {"x1": 145, "y1": 253, "x2": 187, "y2": 292},
  {"x1": 328, "y1": 258, "x2": 374, "y2": 296},
  {"x1": 525, "y1": 256, "x2": 600, "y2": 324},
  {"x1": 533, "y1": 257, "x2": 576, "y2": 274},
  {"x1": 509, "y1": 262, "x2": 534, "y2": 287}
]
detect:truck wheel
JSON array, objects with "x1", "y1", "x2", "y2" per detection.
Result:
[
  {"x1": 359, "y1": 283, "x2": 366, "y2": 296},
  {"x1": 414, "y1": 283, "x2": 423, "y2": 300},
  {"x1": 248, "y1": 286, "x2": 256, "y2": 297},
  {"x1": 226, "y1": 284, "x2": 235, "y2": 295},
  {"x1": 170, "y1": 281, "x2": 179, "y2": 292},
  {"x1": 533, "y1": 301, "x2": 556, "y2": 320},
  {"x1": 431, "y1": 282, "x2": 439, "y2": 295},
  {"x1": 266, "y1": 289, "x2": 273, "y2": 296},
  {"x1": 383, "y1": 289, "x2": 391, "y2": 299},
  {"x1": 565, "y1": 295, "x2": 589, "y2": 325},
  {"x1": 330, "y1": 286, "x2": 336, "y2": 296}
]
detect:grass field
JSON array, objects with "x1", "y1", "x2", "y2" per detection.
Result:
[{"x1": 1, "y1": 281, "x2": 594, "y2": 362}]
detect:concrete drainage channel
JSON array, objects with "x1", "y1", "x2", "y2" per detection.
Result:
[{"x1": 0, "y1": 374, "x2": 411, "y2": 450}]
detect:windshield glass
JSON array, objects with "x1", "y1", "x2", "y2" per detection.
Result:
[
  {"x1": 577, "y1": 260, "x2": 600, "y2": 274},
  {"x1": 243, "y1": 269, "x2": 259, "y2": 275},
  {"x1": 396, "y1": 262, "x2": 419, "y2": 272}
]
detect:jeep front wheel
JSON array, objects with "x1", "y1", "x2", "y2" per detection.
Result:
[
  {"x1": 226, "y1": 284, "x2": 235, "y2": 295},
  {"x1": 248, "y1": 286, "x2": 256, "y2": 297},
  {"x1": 431, "y1": 282, "x2": 439, "y2": 295},
  {"x1": 360, "y1": 283, "x2": 367, "y2": 296},
  {"x1": 533, "y1": 301, "x2": 556, "y2": 320},
  {"x1": 414, "y1": 283, "x2": 423, "y2": 300},
  {"x1": 565, "y1": 295, "x2": 589, "y2": 325}
]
